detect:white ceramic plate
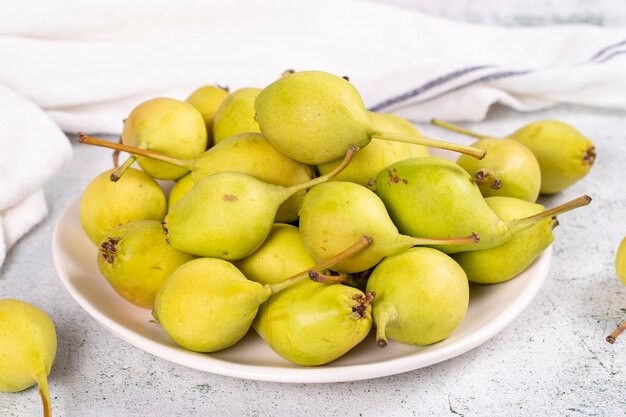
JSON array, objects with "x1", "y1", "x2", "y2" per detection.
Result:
[{"x1": 52, "y1": 197, "x2": 551, "y2": 383}]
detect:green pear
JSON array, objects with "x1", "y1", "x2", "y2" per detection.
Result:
[
  {"x1": 316, "y1": 112, "x2": 429, "y2": 186},
  {"x1": 79, "y1": 168, "x2": 167, "y2": 245},
  {"x1": 452, "y1": 197, "x2": 555, "y2": 284},
  {"x1": 186, "y1": 85, "x2": 229, "y2": 146},
  {"x1": 432, "y1": 118, "x2": 595, "y2": 195},
  {"x1": 372, "y1": 157, "x2": 591, "y2": 253},
  {"x1": 456, "y1": 138, "x2": 541, "y2": 202},
  {"x1": 0, "y1": 299, "x2": 56, "y2": 417},
  {"x1": 154, "y1": 236, "x2": 372, "y2": 352},
  {"x1": 117, "y1": 97, "x2": 207, "y2": 180},
  {"x1": 254, "y1": 281, "x2": 374, "y2": 366},
  {"x1": 366, "y1": 247, "x2": 469, "y2": 347},
  {"x1": 254, "y1": 70, "x2": 485, "y2": 165},
  {"x1": 168, "y1": 173, "x2": 194, "y2": 210},
  {"x1": 96, "y1": 220, "x2": 195, "y2": 308},
  {"x1": 299, "y1": 181, "x2": 478, "y2": 273},
  {"x1": 79, "y1": 132, "x2": 314, "y2": 223},
  {"x1": 162, "y1": 148, "x2": 356, "y2": 259},
  {"x1": 212, "y1": 88, "x2": 261, "y2": 144},
  {"x1": 235, "y1": 224, "x2": 316, "y2": 285}
]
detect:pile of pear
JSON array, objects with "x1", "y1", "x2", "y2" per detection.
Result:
[{"x1": 77, "y1": 70, "x2": 595, "y2": 368}]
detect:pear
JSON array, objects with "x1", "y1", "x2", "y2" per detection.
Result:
[
  {"x1": 607, "y1": 237, "x2": 626, "y2": 344},
  {"x1": 254, "y1": 281, "x2": 374, "y2": 366},
  {"x1": 254, "y1": 70, "x2": 486, "y2": 165},
  {"x1": 235, "y1": 224, "x2": 316, "y2": 285},
  {"x1": 161, "y1": 148, "x2": 357, "y2": 259},
  {"x1": 299, "y1": 181, "x2": 478, "y2": 273},
  {"x1": 79, "y1": 132, "x2": 314, "y2": 223},
  {"x1": 96, "y1": 220, "x2": 195, "y2": 308},
  {"x1": 366, "y1": 247, "x2": 469, "y2": 347},
  {"x1": 432, "y1": 119, "x2": 596, "y2": 195},
  {"x1": 452, "y1": 197, "x2": 556, "y2": 284},
  {"x1": 316, "y1": 112, "x2": 429, "y2": 186},
  {"x1": 168, "y1": 173, "x2": 194, "y2": 210},
  {"x1": 114, "y1": 97, "x2": 208, "y2": 180},
  {"x1": 80, "y1": 168, "x2": 167, "y2": 245},
  {"x1": 456, "y1": 138, "x2": 541, "y2": 202},
  {"x1": 372, "y1": 157, "x2": 591, "y2": 253},
  {"x1": 153, "y1": 236, "x2": 371, "y2": 352},
  {"x1": 0, "y1": 299, "x2": 56, "y2": 417},
  {"x1": 212, "y1": 87, "x2": 261, "y2": 144},
  {"x1": 185, "y1": 85, "x2": 230, "y2": 146}
]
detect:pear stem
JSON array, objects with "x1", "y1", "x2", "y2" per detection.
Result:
[
  {"x1": 430, "y1": 119, "x2": 489, "y2": 139},
  {"x1": 282, "y1": 146, "x2": 359, "y2": 197},
  {"x1": 507, "y1": 195, "x2": 592, "y2": 235},
  {"x1": 308, "y1": 271, "x2": 348, "y2": 284},
  {"x1": 607, "y1": 320, "x2": 626, "y2": 344},
  {"x1": 371, "y1": 129, "x2": 486, "y2": 160},
  {"x1": 35, "y1": 372, "x2": 52, "y2": 417},
  {"x1": 110, "y1": 155, "x2": 136, "y2": 182},
  {"x1": 405, "y1": 233, "x2": 480, "y2": 247},
  {"x1": 267, "y1": 235, "x2": 372, "y2": 294},
  {"x1": 77, "y1": 132, "x2": 194, "y2": 169},
  {"x1": 474, "y1": 169, "x2": 502, "y2": 190},
  {"x1": 374, "y1": 302, "x2": 398, "y2": 348}
]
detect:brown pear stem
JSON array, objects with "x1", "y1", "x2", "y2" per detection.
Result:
[
  {"x1": 268, "y1": 235, "x2": 372, "y2": 294},
  {"x1": 607, "y1": 320, "x2": 626, "y2": 344},
  {"x1": 308, "y1": 271, "x2": 348, "y2": 284},
  {"x1": 283, "y1": 146, "x2": 359, "y2": 197},
  {"x1": 474, "y1": 169, "x2": 502, "y2": 190},
  {"x1": 77, "y1": 132, "x2": 193, "y2": 169},
  {"x1": 110, "y1": 155, "x2": 136, "y2": 181},
  {"x1": 507, "y1": 195, "x2": 592, "y2": 235},
  {"x1": 371, "y1": 129, "x2": 486, "y2": 160},
  {"x1": 406, "y1": 233, "x2": 480, "y2": 247},
  {"x1": 431, "y1": 119, "x2": 490, "y2": 139}
]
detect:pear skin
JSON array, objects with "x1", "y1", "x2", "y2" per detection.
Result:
[
  {"x1": 212, "y1": 88, "x2": 261, "y2": 144},
  {"x1": 0, "y1": 299, "x2": 56, "y2": 417},
  {"x1": 456, "y1": 138, "x2": 541, "y2": 202},
  {"x1": 122, "y1": 98, "x2": 207, "y2": 180},
  {"x1": 253, "y1": 281, "x2": 373, "y2": 366},
  {"x1": 153, "y1": 258, "x2": 271, "y2": 352},
  {"x1": 316, "y1": 112, "x2": 429, "y2": 186},
  {"x1": 186, "y1": 85, "x2": 229, "y2": 146},
  {"x1": 80, "y1": 168, "x2": 167, "y2": 245},
  {"x1": 616, "y1": 237, "x2": 626, "y2": 287},
  {"x1": 366, "y1": 247, "x2": 469, "y2": 346},
  {"x1": 452, "y1": 197, "x2": 554, "y2": 284},
  {"x1": 509, "y1": 120, "x2": 595, "y2": 194},
  {"x1": 168, "y1": 173, "x2": 194, "y2": 210},
  {"x1": 96, "y1": 220, "x2": 195, "y2": 308}
]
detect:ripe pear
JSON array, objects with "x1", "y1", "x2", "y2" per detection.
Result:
[
  {"x1": 212, "y1": 88, "x2": 261, "y2": 144},
  {"x1": 168, "y1": 173, "x2": 194, "y2": 210},
  {"x1": 607, "y1": 237, "x2": 626, "y2": 344},
  {"x1": 79, "y1": 132, "x2": 314, "y2": 223},
  {"x1": 316, "y1": 112, "x2": 429, "y2": 186},
  {"x1": 79, "y1": 168, "x2": 167, "y2": 245},
  {"x1": 96, "y1": 220, "x2": 195, "y2": 308},
  {"x1": 452, "y1": 197, "x2": 555, "y2": 284},
  {"x1": 366, "y1": 247, "x2": 469, "y2": 347},
  {"x1": 254, "y1": 70, "x2": 486, "y2": 165},
  {"x1": 235, "y1": 224, "x2": 316, "y2": 285},
  {"x1": 117, "y1": 97, "x2": 207, "y2": 180},
  {"x1": 0, "y1": 299, "x2": 56, "y2": 417},
  {"x1": 185, "y1": 85, "x2": 229, "y2": 146},
  {"x1": 456, "y1": 138, "x2": 541, "y2": 202},
  {"x1": 299, "y1": 181, "x2": 478, "y2": 273},
  {"x1": 162, "y1": 148, "x2": 357, "y2": 259},
  {"x1": 432, "y1": 118, "x2": 595, "y2": 195},
  {"x1": 372, "y1": 157, "x2": 591, "y2": 253},
  {"x1": 254, "y1": 281, "x2": 374, "y2": 366},
  {"x1": 154, "y1": 236, "x2": 372, "y2": 352}
]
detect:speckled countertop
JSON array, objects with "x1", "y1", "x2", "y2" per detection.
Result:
[{"x1": 2, "y1": 3, "x2": 626, "y2": 417}]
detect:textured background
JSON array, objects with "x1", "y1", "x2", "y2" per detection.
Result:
[{"x1": 1, "y1": 2, "x2": 626, "y2": 416}]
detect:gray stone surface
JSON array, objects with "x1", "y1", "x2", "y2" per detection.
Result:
[{"x1": 1, "y1": 102, "x2": 625, "y2": 417}]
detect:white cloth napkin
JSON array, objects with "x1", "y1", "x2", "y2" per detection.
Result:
[{"x1": 1, "y1": 0, "x2": 625, "y2": 266}]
